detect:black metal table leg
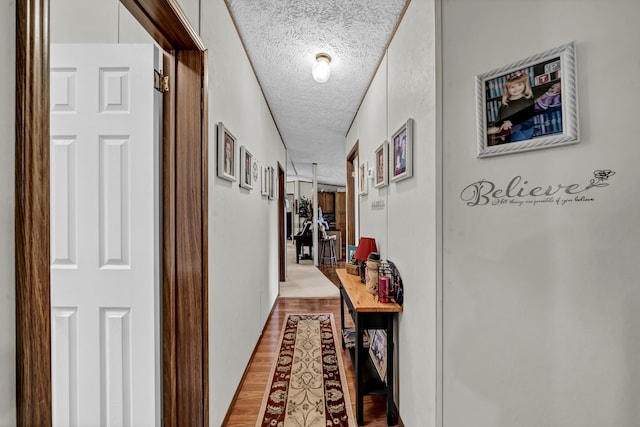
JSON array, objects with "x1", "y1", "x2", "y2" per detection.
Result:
[
  {"x1": 386, "y1": 314, "x2": 397, "y2": 426},
  {"x1": 355, "y1": 312, "x2": 364, "y2": 425},
  {"x1": 340, "y1": 286, "x2": 345, "y2": 348}
]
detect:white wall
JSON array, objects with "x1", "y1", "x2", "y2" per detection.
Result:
[
  {"x1": 352, "y1": 0, "x2": 640, "y2": 425},
  {"x1": 52, "y1": 0, "x2": 286, "y2": 422},
  {"x1": 345, "y1": 0, "x2": 439, "y2": 425},
  {"x1": 1, "y1": 1, "x2": 16, "y2": 424},
  {"x1": 441, "y1": 0, "x2": 640, "y2": 426},
  {"x1": 200, "y1": 1, "x2": 285, "y2": 424},
  {"x1": 46, "y1": 1, "x2": 285, "y2": 424},
  {"x1": 51, "y1": 0, "x2": 153, "y2": 43}
]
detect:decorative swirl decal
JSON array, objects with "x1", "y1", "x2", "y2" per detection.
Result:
[{"x1": 589, "y1": 169, "x2": 615, "y2": 187}]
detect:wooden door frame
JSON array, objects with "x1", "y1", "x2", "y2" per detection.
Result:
[
  {"x1": 278, "y1": 163, "x2": 286, "y2": 282},
  {"x1": 15, "y1": 0, "x2": 209, "y2": 425},
  {"x1": 346, "y1": 141, "x2": 359, "y2": 246}
]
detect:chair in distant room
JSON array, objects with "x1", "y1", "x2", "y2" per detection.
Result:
[{"x1": 319, "y1": 224, "x2": 337, "y2": 266}]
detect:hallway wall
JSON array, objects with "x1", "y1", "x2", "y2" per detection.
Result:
[
  {"x1": 199, "y1": 2, "x2": 286, "y2": 425},
  {"x1": 2, "y1": 0, "x2": 149, "y2": 423},
  {"x1": 52, "y1": 0, "x2": 286, "y2": 423},
  {"x1": 441, "y1": 0, "x2": 640, "y2": 426},
  {"x1": 348, "y1": 0, "x2": 640, "y2": 426},
  {"x1": 345, "y1": 0, "x2": 439, "y2": 425},
  {"x1": 0, "y1": 1, "x2": 15, "y2": 424},
  {"x1": 4, "y1": 1, "x2": 284, "y2": 425}
]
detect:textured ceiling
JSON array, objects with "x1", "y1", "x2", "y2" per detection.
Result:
[{"x1": 226, "y1": 0, "x2": 408, "y2": 186}]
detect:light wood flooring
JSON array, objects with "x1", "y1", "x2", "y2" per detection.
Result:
[{"x1": 223, "y1": 264, "x2": 400, "y2": 426}]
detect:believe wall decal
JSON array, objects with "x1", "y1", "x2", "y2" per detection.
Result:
[{"x1": 460, "y1": 169, "x2": 616, "y2": 207}]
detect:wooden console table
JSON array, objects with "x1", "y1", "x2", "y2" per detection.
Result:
[{"x1": 336, "y1": 269, "x2": 403, "y2": 426}]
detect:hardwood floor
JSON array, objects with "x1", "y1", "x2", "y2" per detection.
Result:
[{"x1": 223, "y1": 265, "x2": 400, "y2": 426}]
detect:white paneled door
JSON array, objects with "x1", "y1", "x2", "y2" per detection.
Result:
[{"x1": 50, "y1": 44, "x2": 159, "y2": 427}]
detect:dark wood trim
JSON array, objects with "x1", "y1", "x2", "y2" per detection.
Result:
[
  {"x1": 15, "y1": 0, "x2": 51, "y2": 424},
  {"x1": 16, "y1": 1, "x2": 208, "y2": 425},
  {"x1": 200, "y1": 49, "x2": 210, "y2": 427},
  {"x1": 278, "y1": 163, "x2": 286, "y2": 282},
  {"x1": 162, "y1": 51, "x2": 178, "y2": 427},
  {"x1": 346, "y1": 141, "x2": 359, "y2": 246},
  {"x1": 120, "y1": 0, "x2": 205, "y2": 51},
  {"x1": 175, "y1": 49, "x2": 206, "y2": 427},
  {"x1": 220, "y1": 297, "x2": 280, "y2": 425}
]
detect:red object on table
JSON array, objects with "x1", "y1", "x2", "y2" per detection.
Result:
[{"x1": 353, "y1": 237, "x2": 377, "y2": 261}]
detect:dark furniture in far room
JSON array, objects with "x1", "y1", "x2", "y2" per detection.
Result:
[
  {"x1": 337, "y1": 269, "x2": 403, "y2": 426},
  {"x1": 293, "y1": 221, "x2": 313, "y2": 263}
]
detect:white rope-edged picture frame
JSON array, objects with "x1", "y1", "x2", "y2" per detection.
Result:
[{"x1": 476, "y1": 42, "x2": 579, "y2": 158}]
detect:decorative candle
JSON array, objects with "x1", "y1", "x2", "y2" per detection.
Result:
[{"x1": 379, "y1": 276, "x2": 390, "y2": 303}]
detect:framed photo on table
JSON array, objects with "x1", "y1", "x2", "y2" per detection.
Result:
[
  {"x1": 369, "y1": 329, "x2": 387, "y2": 382},
  {"x1": 390, "y1": 119, "x2": 413, "y2": 183},
  {"x1": 217, "y1": 122, "x2": 236, "y2": 182},
  {"x1": 374, "y1": 141, "x2": 388, "y2": 188},
  {"x1": 347, "y1": 245, "x2": 357, "y2": 263},
  {"x1": 239, "y1": 146, "x2": 253, "y2": 190},
  {"x1": 476, "y1": 41, "x2": 578, "y2": 158}
]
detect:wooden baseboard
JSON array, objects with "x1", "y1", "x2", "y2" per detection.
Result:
[{"x1": 220, "y1": 297, "x2": 279, "y2": 425}]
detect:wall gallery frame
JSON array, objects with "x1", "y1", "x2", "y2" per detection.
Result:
[
  {"x1": 268, "y1": 166, "x2": 277, "y2": 200},
  {"x1": 239, "y1": 146, "x2": 253, "y2": 190},
  {"x1": 261, "y1": 165, "x2": 269, "y2": 196},
  {"x1": 217, "y1": 122, "x2": 236, "y2": 181},
  {"x1": 374, "y1": 141, "x2": 389, "y2": 188},
  {"x1": 476, "y1": 41, "x2": 578, "y2": 158},
  {"x1": 359, "y1": 161, "x2": 368, "y2": 195},
  {"x1": 390, "y1": 118, "x2": 414, "y2": 182}
]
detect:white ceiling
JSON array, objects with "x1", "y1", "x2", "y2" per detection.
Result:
[{"x1": 226, "y1": 0, "x2": 408, "y2": 186}]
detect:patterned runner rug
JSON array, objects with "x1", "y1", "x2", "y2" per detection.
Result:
[{"x1": 256, "y1": 313, "x2": 356, "y2": 427}]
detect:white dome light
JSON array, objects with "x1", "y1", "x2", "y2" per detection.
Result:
[{"x1": 312, "y1": 53, "x2": 331, "y2": 83}]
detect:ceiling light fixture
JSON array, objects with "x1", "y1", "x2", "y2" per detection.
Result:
[{"x1": 312, "y1": 53, "x2": 332, "y2": 83}]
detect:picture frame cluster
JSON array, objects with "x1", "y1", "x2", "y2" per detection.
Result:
[
  {"x1": 361, "y1": 43, "x2": 578, "y2": 196},
  {"x1": 363, "y1": 118, "x2": 414, "y2": 195},
  {"x1": 217, "y1": 122, "x2": 277, "y2": 199}
]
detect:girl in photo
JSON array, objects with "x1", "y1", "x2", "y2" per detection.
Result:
[{"x1": 487, "y1": 71, "x2": 536, "y2": 143}]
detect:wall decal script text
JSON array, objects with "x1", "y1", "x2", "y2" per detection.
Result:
[{"x1": 460, "y1": 170, "x2": 615, "y2": 207}]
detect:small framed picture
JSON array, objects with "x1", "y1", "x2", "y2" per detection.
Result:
[
  {"x1": 476, "y1": 42, "x2": 578, "y2": 157},
  {"x1": 368, "y1": 329, "x2": 387, "y2": 382},
  {"x1": 374, "y1": 141, "x2": 388, "y2": 188},
  {"x1": 239, "y1": 146, "x2": 253, "y2": 190},
  {"x1": 268, "y1": 166, "x2": 277, "y2": 200},
  {"x1": 390, "y1": 119, "x2": 414, "y2": 183},
  {"x1": 261, "y1": 165, "x2": 269, "y2": 196},
  {"x1": 358, "y1": 161, "x2": 368, "y2": 195},
  {"x1": 347, "y1": 245, "x2": 357, "y2": 262},
  {"x1": 217, "y1": 122, "x2": 236, "y2": 182}
]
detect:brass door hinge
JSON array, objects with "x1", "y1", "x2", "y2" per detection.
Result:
[{"x1": 154, "y1": 70, "x2": 169, "y2": 93}]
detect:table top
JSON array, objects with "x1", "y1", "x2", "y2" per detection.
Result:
[{"x1": 336, "y1": 269, "x2": 403, "y2": 313}]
